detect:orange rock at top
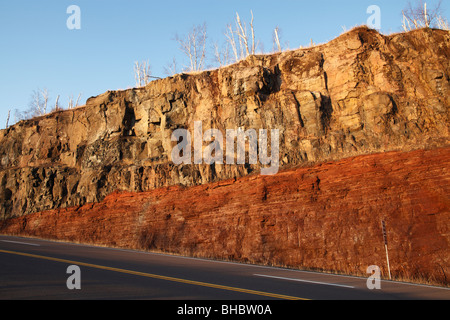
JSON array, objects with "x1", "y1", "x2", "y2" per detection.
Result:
[
  {"x1": 0, "y1": 27, "x2": 449, "y2": 220},
  {"x1": 0, "y1": 27, "x2": 449, "y2": 285}
]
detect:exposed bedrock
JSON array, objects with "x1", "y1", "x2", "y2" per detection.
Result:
[{"x1": 0, "y1": 27, "x2": 449, "y2": 284}]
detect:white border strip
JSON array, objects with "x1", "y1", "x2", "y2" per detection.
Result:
[
  {"x1": 1, "y1": 240, "x2": 40, "y2": 247},
  {"x1": 254, "y1": 274, "x2": 355, "y2": 289}
]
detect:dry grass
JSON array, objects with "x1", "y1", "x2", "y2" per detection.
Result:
[{"x1": 2, "y1": 232, "x2": 448, "y2": 288}]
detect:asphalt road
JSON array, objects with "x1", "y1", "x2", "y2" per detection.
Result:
[{"x1": 0, "y1": 235, "x2": 449, "y2": 301}]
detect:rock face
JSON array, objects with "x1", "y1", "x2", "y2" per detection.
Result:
[
  {"x1": 1, "y1": 27, "x2": 449, "y2": 219},
  {"x1": 1, "y1": 147, "x2": 448, "y2": 284},
  {"x1": 0, "y1": 27, "x2": 449, "y2": 284}
]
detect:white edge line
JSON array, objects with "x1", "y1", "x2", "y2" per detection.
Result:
[
  {"x1": 1, "y1": 240, "x2": 40, "y2": 247},
  {"x1": 2, "y1": 235, "x2": 449, "y2": 291},
  {"x1": 254, "y1": 273, "x2": 355, "y2": 289}
]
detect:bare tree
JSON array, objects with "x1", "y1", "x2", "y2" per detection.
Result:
[
  {"x1": 75, "y1": 93, "x2": 82, "y2": 107},
  {"x1": 42, "y1": 89, "x2": 49, "y2": 112},
  {"x1": 436, "y1": 15, "x2": 449, "y2": 30},
  {"x1": 224, "y1": 23, "x2": 239, "y2": 62},
  {"x1": 5, "y1": 110, "x2": 10, "y2": 129},
  {"x1": 164, "y1": 57, "x2": 179, "y2": 76},
  {"x1": 402, "y1": 0, "x2": 448, "y2": 30},
  {"x1": 223, "y1": 11, "x2": 258, "y2": 63},
  {"x1": 67, "y1": 93, "x2": 81, "y2": 109},
  {"x1": 67, "y1": 95, "x2": 74, "y2": 109},
  {"x1": 213, "y1": 41, "x2": 223, "y2": 67},
  {"x1": 235, "y1": 11, "x2": 257, "y2": 57},
  {"x1": 175, "y1": 23, "x2": 208, "y2": 72},
  {"x1": 212, "y1": 40, "x2": 232, "y2": 68},
  {"x1": 134, "y1": 60, "x2": 152, "y2": 87},
  {"x1": 250, "y1": 12, "x2": 256, "y2": 55},
  {"x1": 54, "y1": 95, "x2": 60, "y2": 111},
  {"x1": 14, "y1": 109, "x2": 23, "y2": 123},
  {"x1": 236, "y1": 12, "x2": 250, "y2": 57},
  {"x1": 273, "y1": 27, "x2": 282, "y2": 52},
  {"x1": 28, "y1": 88, "x2": 49, "y2": 117}
]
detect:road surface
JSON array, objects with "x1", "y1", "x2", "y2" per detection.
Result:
[{"x1": 0, "y1": 235, "x2": 448, "y2": 301}]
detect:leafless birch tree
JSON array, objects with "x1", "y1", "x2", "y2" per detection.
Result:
[
  {"x1": 164, "y1": 57, "x2": 179, "y2": 76},
  {"x1": 67, "y1": 93, "x2": 82, "y2": 109},
  {"x1": 236, "y1": 12, "x2": 251, "y2": 57},
  {"x1": 28, "y1": 88, "x2": 49, "y2": 117},
  {"x1": 224, "y1": 23, "x2": 239, "y2": 62},
  {"x1": 402, "y1": 0, "x2": 448, "y2": 30},
  {"x1": 5, "y1": 110, "x2": 10, "y2": 129},
  {"x1": 134, "y1": 60, "x2": 152, "y2": 87},
  {"x1": 222, "y1": 11, "x2": 258, "y2": 64},
  {"x1": 175, "y1": 23, "x2": 208, "y2": 72},
  {"x1": 212, "y1": 40, "x2": 233, "y2": 67},
  {"x1": 67, "y1": 95, "x2": 74, "y2": 109},
  {"x1": 273, "y1": 27, "x2": 282, "y2": 52}
]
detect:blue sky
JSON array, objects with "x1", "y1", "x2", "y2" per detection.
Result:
[{"x1": 0, "y1": 0, "x2": 448, "y2": 128}]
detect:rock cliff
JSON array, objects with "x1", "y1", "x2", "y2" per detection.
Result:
[
  {"x1": 1, "y1": 147, "x2": 448, "y2": 284},
  {"x1": 0, "y1": 27, "x2": 449, "y2": 284}
]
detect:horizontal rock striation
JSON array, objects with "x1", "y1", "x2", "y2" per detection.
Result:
[
  {"x1": 1, "y1": 147, "x2": 448, "y2": 284},
  {"x1": 0, "y1": 27, "x2": 449, "y2": 285},
  {"x1": 0, "y1": 27, "x2": 449, "y2": 219}
]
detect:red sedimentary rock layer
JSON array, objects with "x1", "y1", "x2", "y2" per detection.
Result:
[
  {"x1": 1, "y1": 27, "x2": 449, "y2": 220},
  {"x1": 1, "y1": 147, "x2": 448, "y2": 285}
]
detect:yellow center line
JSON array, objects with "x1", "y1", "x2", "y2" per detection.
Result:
[{"x1": 0, "y1": 249, "x2": 309, "y2": 300}]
